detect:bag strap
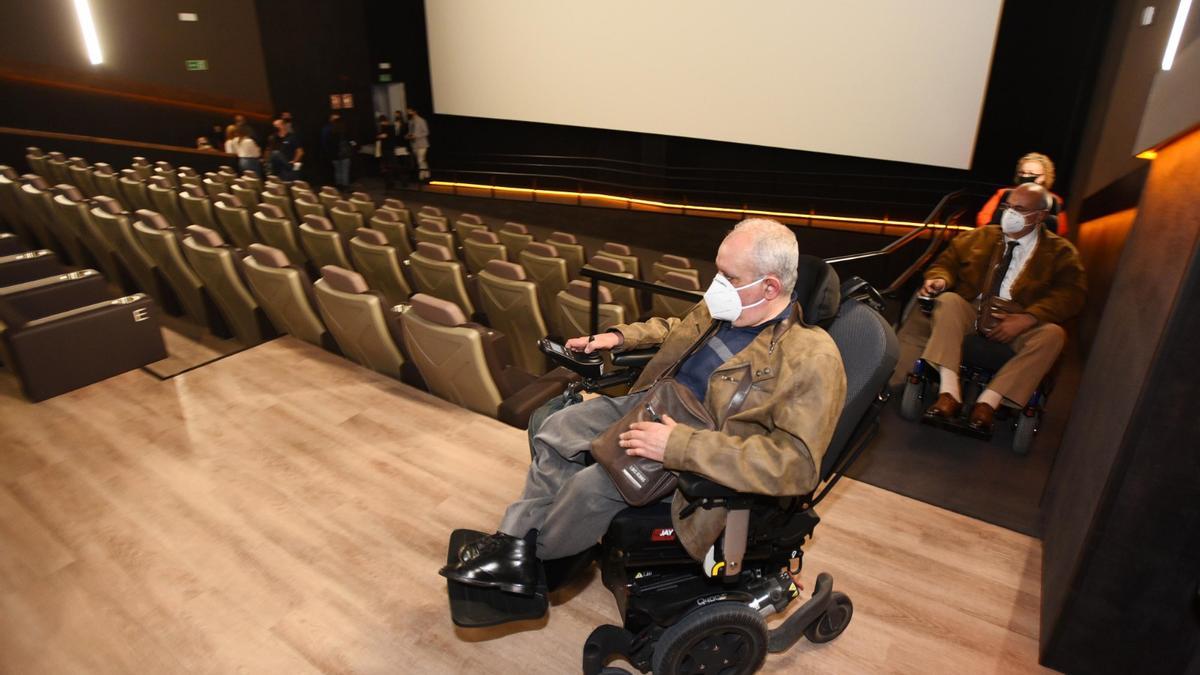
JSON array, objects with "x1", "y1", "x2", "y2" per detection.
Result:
[{"x1": 656, "y1": 320, "x2": 721, "y2": 384}]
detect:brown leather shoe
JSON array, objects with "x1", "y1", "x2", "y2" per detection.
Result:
[
  {"x1": 924, "y1": 393, "x2": 962, "y2": 419},
  {"x1": 969, "y1": 402, "x2": 996, "y2": 432}
]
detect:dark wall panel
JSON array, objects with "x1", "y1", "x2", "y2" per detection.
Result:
[{"x1": 1040, "y1": 128, "x2": 1200, "y2": 672}]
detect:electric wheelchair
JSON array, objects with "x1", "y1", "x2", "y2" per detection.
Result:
[
  {"x1": 897, "y1": 295, "x2": 1054, "y2": 455},
  {"x1": 444, "y1": 256, "x2": 899, "y2": 674}
]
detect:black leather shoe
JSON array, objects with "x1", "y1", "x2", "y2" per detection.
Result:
[{"x1": 440, "y1": 532, "x2": 539, "y2": 595}]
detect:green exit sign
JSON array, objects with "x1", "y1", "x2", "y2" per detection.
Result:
[{"x1": 185, "y1": 59, "x2": 208, "y2": 71}]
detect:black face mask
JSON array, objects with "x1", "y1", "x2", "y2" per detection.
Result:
[{"x1": 1016, "y1": 175, "x2": 1040, "y2": 185}]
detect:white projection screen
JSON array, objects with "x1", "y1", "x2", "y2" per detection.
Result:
[{"x1": 425, "y1": 0, "x2": 1005, "y2": 169}]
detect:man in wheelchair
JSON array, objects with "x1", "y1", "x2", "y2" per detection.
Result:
[
  {"x1": 919, "y1": 183, "x2": 1086, "y2": 432},
  {"x1": 439, "y1": 218, "x2": 847, "y2": 594}
]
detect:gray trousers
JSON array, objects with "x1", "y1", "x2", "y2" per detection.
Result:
[{"x1": 500, "y1": 393, "x2": 644, "y2": 559}]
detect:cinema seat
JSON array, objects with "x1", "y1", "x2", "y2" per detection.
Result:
[
  {"x1": 518, "y1": 242, "x2": 569, "y2": 326},
  {"x1": 319, "y1": 186, "x2": 341, "y2": 212},
  {"x1": 453, "y1": 215, "x2": 488, "y2": 242},
  {"x1": 462, "y1": 230, "x2": 507, "y2": 275},
  {"x1": 68, "y1": 159, "x2": 101, "y2": 198},
  {"x1": 181, "y1": 225, "x2": 274, "y2": 345},
  {"x1": 0, "y1": 269, "x2": 166, "y2": 401},
  {"x1": 133, "y1": 210, "x2": 227, "y2": 335},
  {"x1": 119, "y1": 170, "x2": 153, "y2": 211},
  {"x1": 91, "y1": 163, "x2": 121, "y2": 200},
  {"x1": 130, "y1": 156, "x2": 153, "y2": 181},
  {"x1": 0, "y1": 249, "x2": 62, "y2": 287},
  {"x1": 330, "y1": 200, "x2": 365, "y2": 240},
  {"x1": 253, "y1": 203, "x2": 307, "y2": 267},
  {"x1": 0, "y1": 171, "x2": 39, "y2": 250},
  {"x1": 650, "y1": 253, "x2": 699, "y2": 285},
  {"x1": 498, "y1": 222, "x2": 533, "y2": 262},
  {"x1": 546, "y1": 231, "x2": 586, "y2": 279},
  {"x1": 179, "y1": 190, "x2": 218, "y2": 231},
  {"x1": 231, "y1": 182, "x2": 259, "y2": 207},
  {"x1": 380, "y1": 198, "x2": 412, "y2": 225},
  {"x1": 596, "y1": 241, "x2": 641, "y2": 279},
  {"x1": 49, "y1": 185, "x2": 108, "y2": 275},
  {"x1": 313, "y1": 265, "x2": 416, "y2": 383},
  {"x1": 237, "y1": 173, "x2": 262, "y2": 193},
  {"x1": 294, "y1": 194, "x2": 326, "y2": 219},
  {"x1": 556, "y1": 279, "x2": 626, "y2": 338},
  {"x1": 45, "y1": 152, "x2": 71, "y2": 186},
  {"x1": 349, "y1": 192, "x2": 377, "y2": 220},
  {"x1": 584, "y1": 254, "x2": 640, "y2": 320},
  {"x1": 408, "y1": 242, "x2": 475, "y2": 317},
  {"x1": 262, "y1": 186, "x2": 298, "y2": 225},
  {"x1": 146, "y1": 181, "x2": 190, "y2": 229},
  {"x1": 299, "y1": 215, "x2": 352, "y2": 270},
  {"x1": 24, "y1": 147, "x2": 47, "y2": 177},
  {"x1": 417, "y1": 213, "x2": 450, "y2": 236},
  {"x1": 476, "y1": 259, "x2": 549, "y2": 375},
  {"x1": 368, "y1": 209, "x2": 414, "y2": 258},
  {"x1": 90, "y1": 197, "x2": 168, "y2": 302},
  {"x1": 17, "y1": 179, "x2": 71, "y2": 262},
  {"x1": 202, "y1": 177, "x2": 226, "y2": 200},
  {"x1": 413, "y1": 217, "x2": 455, "y2": 252},
  {"x1": 418, "y1": 205, "x2": 443, "y2": 219},
  {"x1": 348, "y1": 228, "x2": 411, "y2": 307},
  {"x1": 649, "y1": 270, "x2": 701, "y2": 318},
  {"x1": 400, "y1": 293, "x2": 566, "y2": 424},
  {"x1": 213, "y1": 194, "x2": 258, "y2": 250},
  {"x1": 241, "y1": 244, "x2": 332, "y2": 350}
]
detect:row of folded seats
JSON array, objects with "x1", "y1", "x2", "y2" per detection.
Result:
[{"x1": 4, "y1": 148, "x2": 702, "y2": 422}]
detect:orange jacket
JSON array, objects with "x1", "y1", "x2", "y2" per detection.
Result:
[{"x1": 976, "y1": 187, "x2": 1069, "y2": 236}]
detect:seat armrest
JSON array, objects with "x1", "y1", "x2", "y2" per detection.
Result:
[
  {"x1": 497, "y1": 367, "x2": 579, "y2": 429},
  {"x1": 611, "y1": 347, "x2": 658, "y2": 369}
]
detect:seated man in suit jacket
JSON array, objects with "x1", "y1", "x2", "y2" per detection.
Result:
[{"x1": 921, "y1": 183, "x2": 1087, "y2": 431}]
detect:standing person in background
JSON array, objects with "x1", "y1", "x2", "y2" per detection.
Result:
[
  {"x1": 229, "y1": 125, "x2": 263, "y2": 178},
  {"x1": 392, "y1": 110, "x2": 406, "y2": 140},
  {"x1": 269, "y1": 118, "x2": 303, "y2": 180},
  {"x1": 233, "y1": 114, "x2": 256, "y2": 143},
  {"x1": 406, "y1": 106, "x2": 430, "y2": 182},
  {"x1": 323, "y1": 113, "x2": 354, "y2": 191},
  {"x1": 375, "y1": 114, "x2": 397, "y2": 192}
]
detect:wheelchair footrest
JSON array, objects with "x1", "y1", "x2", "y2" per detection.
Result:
[
  {"x1": 919, "y1": 412, "x2": 994, "y2": 440},
  {"x1": 446, "y1": 529, "x2": 549, "y2": 628}
]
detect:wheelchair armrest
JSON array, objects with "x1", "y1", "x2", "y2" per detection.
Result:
[
  {"x1": 677, "y1": 471, "x2": 742, "y2": 500},
  {"x1": 611, "y1": 347, "x2": 658, "y2": 368}
]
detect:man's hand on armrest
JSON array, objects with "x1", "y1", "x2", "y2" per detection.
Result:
[{"x1": 565, "y1": 331, "x2": 623, "y2": 354}]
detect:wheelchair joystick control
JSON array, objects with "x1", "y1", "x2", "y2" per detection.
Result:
[{"x1": 539, "y1": 338, "x2": 604, "y2": 379}]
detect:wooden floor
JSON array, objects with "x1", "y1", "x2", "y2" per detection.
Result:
[{"x1": 0, "y1": 338, "x2": 1052, "y2": 674}]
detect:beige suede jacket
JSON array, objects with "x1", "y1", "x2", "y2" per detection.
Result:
[{"x1": 612, "y1": 301, "x2": 846, "y2": 560}]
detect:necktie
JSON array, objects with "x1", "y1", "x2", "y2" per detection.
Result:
[{"x1": 989, "y1": 241, "x2": 1019, "y2": 298}]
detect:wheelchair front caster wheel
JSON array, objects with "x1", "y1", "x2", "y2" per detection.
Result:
[
  {"x1": 804, "y1": 591, "x2": 853, "y2": 644},
  {"x1": 652, "y1": 602, "x2": 768, "y2": 675},
  {"x1": 1011, "y1": 411, "x2": 1039, "y2": 455},
  {"x1": 899, "y1": 377, "x2": 926, "y2": 421}
]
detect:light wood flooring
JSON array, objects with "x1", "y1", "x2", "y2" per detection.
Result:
[{"x1": 0, "y1": 337, "x2": 1052, "y2": 674}]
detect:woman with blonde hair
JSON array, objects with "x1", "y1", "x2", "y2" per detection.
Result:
[{"x1": 976, "y1": 152, "x2": 1069, "y2": 235}]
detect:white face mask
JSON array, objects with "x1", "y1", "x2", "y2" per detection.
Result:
[
  {"x1": 1000, "y1": 208, "x2": 1029, "y2": 235},
  {"x1": 704, "y1": 273, "x2": 766, "y2": 321}
]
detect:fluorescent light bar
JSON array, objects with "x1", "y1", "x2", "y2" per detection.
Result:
[
  {"x1": 1162, "y1": 0, "x2": 1193, "y2": 70},
  {"x1": 73, "y1": 0, "x2": 103, "y2": 65}
]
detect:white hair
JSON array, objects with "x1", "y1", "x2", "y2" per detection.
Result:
[{"x1": 729, "y1": 218, "x2": 799, "y2": 293}]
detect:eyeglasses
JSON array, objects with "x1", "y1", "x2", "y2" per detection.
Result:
[{"x1": 1017, "y1": 172, "x2": 1044, "y2": 179}]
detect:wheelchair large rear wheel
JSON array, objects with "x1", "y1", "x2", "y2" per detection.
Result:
[
  {"x1": 804, "y1": 591, "x2": 853, "y2": 644},
  {"x1": 651, "y1": 602, "x2": 768, "y2": 675}
]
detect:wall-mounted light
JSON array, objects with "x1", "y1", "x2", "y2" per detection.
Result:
[
  {"x1": 73, "y1": 0, "x2": 103, "y2": 65},
  {"x1": 1162, "y1": 0, "x2": 1193, "y2": 70},
  {"x1": 1136, "y1": 149, "x2": 1159, "y2": 159}
]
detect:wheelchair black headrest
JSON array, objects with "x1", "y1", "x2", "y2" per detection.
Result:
[{"x1": 794, "y1": 254, "x2": 840, "y2": 327}]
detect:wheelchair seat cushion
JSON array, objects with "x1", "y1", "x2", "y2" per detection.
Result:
[{"x1": 961, "y1": 334, "x2": 1015, "y2": 372}]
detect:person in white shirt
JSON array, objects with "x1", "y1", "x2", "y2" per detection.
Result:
[
  {"x1": 918, "y1": 183, "x2": 1087, "y2": 431},
  {"x1": 406, "y1": 106, "x2": 431, "y2": 182},
  {"x1": 225, "y1": 125, "x2": 263, "y2": 178}
]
